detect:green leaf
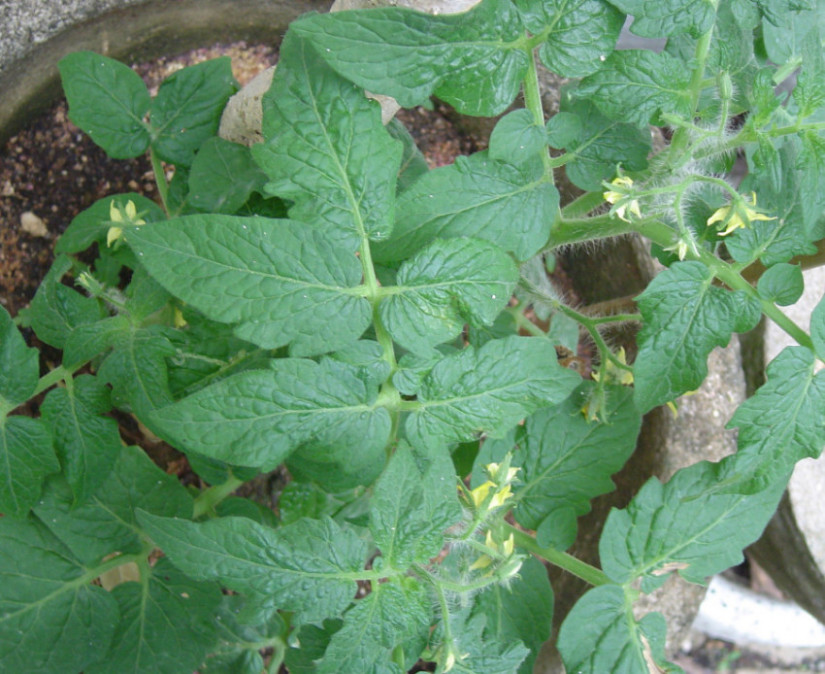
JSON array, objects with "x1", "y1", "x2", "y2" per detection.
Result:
[
  {"x1": 513, "y1": 383, "x2": 642, "y2": 549},
  {"x1": 328, "y1": 340, "x2": 393, "y2": 393},
  {"x1": 761, "y1": 2, "x2": 824, "y2": 65},
  {"x1": 149, "y1": 357, "x2": 391, "y2": 473},
  {"x1": 35, "y1": 445, "x2": 192, "y2": 565},
  {"x1": 0, "y1": 516, "x2": 119, "y2": 674},
  {"x1": 127, "y1": 214, "x2": 372, "y2": 356},
  {"x1": 599, "y1": 457, "x2": 785, "y2": 589},
  {"x1": 291, "y1": 0, "x2": 529, "y2": 116},
  {"x1": 634, "y1": 261, "x2": 761, "y2": 413},
  {"x1": 252, "y1": 33, "x2": 400, "y2": 248},
  {"x1": 813, "y1": 292, "x2": 825, "y2": 361},
  {"x1": 756, "y1": 262, "x2": 804, "y2": 306},
  {"x1": 150, "y1": 57, "x2": 238, "y2": 166},
  {"x1": 406, "y1": 336, "x2": 581, "y2": 447},
  {"x1": 794, "y1": 30, "x2": 825, "y2": 117},
  {"x1": 316, "y1": 579, "x2": 430, "y2": 674},
  {"x1": 606, "y1": 0, "x2": 715, "y2": 37},
  {"x1": 515, "y1": 0, "x2": 624, "y2": 76},
  {"x1": 473, "y1": 556, "x2": 554, "y2": 674},
  {"x1": 58, "y1": 51, "x2": 151, "y2": 159},
  {"x1": 374, "y1": 152, "x2": 559, "y2": 264},
  {"x1": 558, "y1": 586, "x2": 675, "y2": 674},
  {"x1": 40, "y1": 375, "x2": 121, "y2": 505},
  {"x1": 575, "y1": 50, "x2": 692, "y2": 126},
  {"x1": 442, "y1": 610, "x2": 530, "y2": 674},
  {"x1": 718, "y1": 347, "x2": 825, "y2": 493},
  {"x1": 285, "y1": 620, "x2": 342, "y2": 674},
  {"x1": 137, "y1": 513, "x2": 368, "y2": 624},
  {"x1": 55, "y1": 193, "x2": 164, "y2": 254},
  {"x1": 28, "y1": 255, "x2": 101, "y2": 349},
  {"x1": 188, "y1": 137, "x2": 268, "y2": 213},
  {"x1": 488, "y1": 108, "x2": 548, "y2": 165},
  {"x1": 63, "y1": 315, "x2": 132, "y2": 367},
  {"x1": 0, "y1": 417, "x2": 57, "y2": 517},
  {"x1": 380, "y1": 237, "x2": 518, "y2": 355},
  {"x1": 559, "y1": 95, "x2": 650, "y2": 191},
  {"x1": 85, "y1": 558, "x2": 221, "y2": 674},
  {"x1": 387, "y1": 118, "x2": 430, "y2": 193},
  {"x1": 369, "y1": 443, "x2": 461, "y2": 568},
  {"x1": 0, "y1": 304, "x2": 39, "y2": 409},
  {"x1": 545, "y1": 111, "x2": 582, "y2": 148}
]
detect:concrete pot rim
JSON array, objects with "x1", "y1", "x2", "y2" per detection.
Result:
[{"x1": 0, "y1": 0, "x2": 329, "y2": 146}]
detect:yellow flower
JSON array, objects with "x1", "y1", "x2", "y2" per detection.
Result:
[
  {"x1": 706, "y1": 192, "x2": 775, "y2": 236},
  {"x1": 604, "y1": 176, "x2": 642, "y2": 222},
  {"x1": 592, "y1": 347, "x2": 634, "y2": 386},
  {"x1": 469, "y1": 480, "x2": 495, "y2": 509},
  {"x1": 107, "y1": 199, "x2": 146, "y2": 246}
]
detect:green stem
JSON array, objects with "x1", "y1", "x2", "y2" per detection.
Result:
[
  {"x1": 561, "y1": 190, "x2": 607, "y2": 219},
  {"x1": 192, "y1": 474, "x2": 246, "y2": 518},
  {"x1": 31, "y1": 363, "x2": 84, "y2": 398},
  {"x1": 266, "y1": 638, "x2": 286, "y2": 674},
  {"x1": 545, "y1": 213, "x2": 639, "y2": 249},
  {"x1": 507, "y1": 525, "x2": 612, "y2": 586},
  {"x1": 150, "y1": 148, "x2": 170, "y2": 215},
  {"x1": 523, "y1": 46, "x2": 554, "y2": 183}
]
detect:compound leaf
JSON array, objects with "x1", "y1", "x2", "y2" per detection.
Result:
[
  {"x1": 0, "y1": 417, "x2": 57, "y2": 517},
  {"x1": 35, "y1": 445, "x2": 192, "y2": 565},
  {"x1": 369, "y1": 443, "x2": 462, "y2": 569},
  {"x1": 0, "y1": 304, "x2": 39, "y2": 409},
  {"x1": 488, "y1": 109, "x2": 548, "y2": 165},
  {"x1": 137, "y1": 513, "x2": 368, "y2": 624},
  {"x1": 515, "y1": 0, "x2": 624, "y2": 77},
  {"x1": 380, "y1": 237, "x2": 518, "y2": 355},
  {"x1": 253, "y1": 33, "x2": 400, "y2": 247},
  {"x1": 576, "y1": 50, "x2": 692, "y2": 127},
  {"x1": 634, "y1": 261, "x2": 761, "y2": 413},
  {"x1": 606, "y1": 0, "x2": 715, "y2": 37},
  {"x1": 374, "y1": 152, "x2": 558, "y2": 264},
  {"x1": 406, "y1": 336, "x2": 581, "y2": 448},
  {"x1": 558, "y1": 585, "x2": 674, "y2": 674},
  {"x1": 150, "y1": 57, "x2": 238, "y2": 167},
  {"x1": 0, "y1": 516, "x2": 119, "y2": 674},
  {"x1": 85, "y1": 558, "x2": 221, "y2": 674},
  {"x1": 316, "y1": 579, "x2": 430, "y2": 674},
  {"x1": 58, "y1": 51, "x2": 151, "y2": 159},
  {"x1": 718, "y1": 347, "x2": 825, "y2": 493},
  {"x1": 291, "y1": 0, "x2": 529, "y2": 116},
  {"x1": 188, "y1": 137, "x2": 267, "y2": 214},
  {"x1": 126, "y1": 214, "x2": 371, "y2": 356},
  {"x1": 40, "y1": 374, "x2": 122, "y2": 506},
  {"x1": 599, "y1": 457, "x2": 785, "y2": 590},
  {"x1": 473, "y1": 556, "x2": 554, "y2": 674},
  {"x1": 149, "y1": 358, "x2": 391, "y2": 474},
  {"x1": 513, "y1": 383, "x2": 642, "y2": 549}
]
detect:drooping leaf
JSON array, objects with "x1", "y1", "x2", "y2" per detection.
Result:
[
  {"x1": 35, "y1": 445, "x2": 192, "y2": 565},
  {"x1": 85, "y1": 558, "x2": 221, "y2": 674},
  {"x1": 558, "y1": 585, "x2": 675, "y2": 674},
  {"x1": 370, "y1": 442, "x2": 461, "y2": 569},
  {"x1": 150, "y1": 57, "x2": 238, "y2": 166},
  {"x1": 473, "y1": 556, "x2": 554, "y2": 674},
  {"x1": 58, "y1": 51, "x2": 151, "y2": 159},
  {"x1": 373, "y1": 152, "x2": 558, "y2": 264},
  {"x1": 55, "y1": 193, "x2": 165, "y2": 254},
  {"x1": 599, "y1": 457, "x2": 785, "y2": 590},
  {"x1": 316, "y1": 579, "x2": 430, "y2": 674},
  {"x1": 188, "y1": 137, "x2": 268, "y2": 214},
  {"x1": 379, "y1": 237, "x2": 518, "y2": 355},
  {"x1": 126, "y1": 214, "x2": 372, "y2": 356},
  {"x1": 40, "y1": 375, "x2": 121, "y2": 505},
  {"x1": 291, "y1": 0, "x2": 529, "y2": 116},
  {"x1": 633, "y1": 261, "x2": 761, "y2": 412},
  {"x1": 0, "y1": 516, "x2": 119, "y2": 674},
  {"x1": 558, "y1": 95, "x2": 650, "y2": 191},
  {"x1": 488, "y1": 108, "x2": 548, "y2": 165},
  {"x1": 606, "y1": 0, "x2": 715, "y2": 37},
  {"x1": 717, "y1": 347, "x2": 825, "y2": 493},
  {"x1": 0, "y1": 417, "x2": 57, "y2": 517},
  {"x1": 515, "y1": 0, "x2": 624, "y2": 77},
  {"x1": 149, "y1": 357, "x2": 391, "y2": 473},
  {"x1": 28, "y1": 255, "x2": 101, "y2": 349},
  {"x1": 512, "y1": 383, "x2": 642, "y2": 549},
  {"x1": 0, "y1": 305, "x2": 39, "y2": 410},
  {"x1": 137, "y1": 513, "x2": 368, "y2": 624},
  {"x1": 575, "y1": 50, "x2": 692, "y2": 127},
  {"x1": 756, "y1": 262, "x2": 804, "y2": 306},
  {"x1": 252, "y1": 33, "x2": 400, "y2": 248},
  {"x1": 406, "y1": 336, "x2": 581, "y2": 448}
]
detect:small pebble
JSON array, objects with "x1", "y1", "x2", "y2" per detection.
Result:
[{"x1": 20, "y1": 211, "x2": 48, "y2": 237}]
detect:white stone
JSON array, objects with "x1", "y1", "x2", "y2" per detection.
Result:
[{"x1": 20, "y1": 211, "x2": 48, "y2": 237}]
